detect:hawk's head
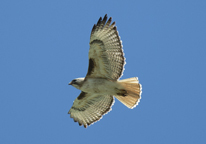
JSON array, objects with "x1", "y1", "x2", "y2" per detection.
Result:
[{"x1": 69, "y1": 77, "x2": 85, "y2": 90}]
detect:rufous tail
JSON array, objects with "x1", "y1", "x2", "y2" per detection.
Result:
[{"x1": 115, "y1": 77, "x2": 142, "y2": 109}]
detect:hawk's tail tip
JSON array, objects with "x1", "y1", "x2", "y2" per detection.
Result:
[{"x1": 115, "y1": 77, "x2": 142, "y2": 109}]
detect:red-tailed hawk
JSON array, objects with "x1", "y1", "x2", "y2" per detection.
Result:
[{"x1": 68, "y1": 14, "x2": 142, "y2": 128}]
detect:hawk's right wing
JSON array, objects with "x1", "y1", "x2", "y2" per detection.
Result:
[{"x1": 68, "y1": 92, "x2": 114, "y2": 128}]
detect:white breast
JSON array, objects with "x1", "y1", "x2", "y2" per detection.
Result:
[{"x1": 81, "y1": 78, "x2": 120, "y2": 95}]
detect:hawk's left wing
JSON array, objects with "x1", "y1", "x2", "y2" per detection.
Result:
[
  {"x1": 85, "y1": 14, "x2": 125, "y2": 81},
  {"x1": 68, "y1": 92, "x2": 114, "y2": 128}
]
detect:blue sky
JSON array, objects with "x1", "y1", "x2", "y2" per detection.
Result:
[{"x1": 1, "y1": 0, "x2": 206, "y2": 144}]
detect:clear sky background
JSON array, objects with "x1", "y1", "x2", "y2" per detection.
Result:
[{"x1": 1, "y1": 0, "x2": 206, "y2": 144}]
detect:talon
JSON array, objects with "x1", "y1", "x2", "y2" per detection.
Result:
[
  {"x1": 116, "y1": 89, "x2": 127, "y2": 96},
  {"x1": 122, "y1": 93, "x2": 127, "y2": 96}
]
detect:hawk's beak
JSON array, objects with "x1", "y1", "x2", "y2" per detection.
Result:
[{"x1": 68, "y1": 82, "x2": 72, "y2": 85}]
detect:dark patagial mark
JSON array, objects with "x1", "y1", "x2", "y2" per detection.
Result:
[
  {"x1": 87, "y1": 58, "x2": 95, "y2": 76},
  {"x1": 90, "y1": 39, "x2": 103, "y2": 45},
  {"x1": 77, "y1": 92, "x2": 87, "y2": 100},
  {"x1": 71, "y1": 106, "x2": 86, "y2": 112}
]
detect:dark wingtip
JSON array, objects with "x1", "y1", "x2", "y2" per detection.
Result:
[
  {"x1": 108, "y1": 17, "x2": 112, "y2": 21},
  {"x1": 97, "y1": 17, "x2": 102, "y2": 25},
  {"x1": 102, "y1": 14, "x2": 108, "y2": 22}
]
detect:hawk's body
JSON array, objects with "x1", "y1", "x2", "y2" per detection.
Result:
[
  {"x1": 78, "y1": 78, "x2": 125, "y2": 95},
  {"x1": 68, "y1": 15, "x2": 142, "y2": 128}
]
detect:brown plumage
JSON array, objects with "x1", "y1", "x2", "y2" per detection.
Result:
[{"x1": 68, "y1": 14, "x2": 142, "y2": 128}]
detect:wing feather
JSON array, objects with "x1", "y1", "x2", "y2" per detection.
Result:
[
  {"x1": 68, "y1": 92, "x2": 114, "y2": 128},
  {"x1": 86, "y1": 14, "x2": 125, "y2": 81}
]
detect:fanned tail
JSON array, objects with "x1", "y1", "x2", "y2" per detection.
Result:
[{"x1": 115, "y1": 77, "x2": 142, "y2": 109}]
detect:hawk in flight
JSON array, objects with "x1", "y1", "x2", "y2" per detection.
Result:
[{"x1": 68, "y1": 14, "x2": 142, "y2": 128}]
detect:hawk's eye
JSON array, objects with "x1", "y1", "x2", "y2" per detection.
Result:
[{"x1": 73, "y1": 80, "x2": 77, "y2": 83}]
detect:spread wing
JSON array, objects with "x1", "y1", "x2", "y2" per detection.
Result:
[
  {"x1": 86, "y1": 14, "x2": 125, "y2": 81},
  {"x1": 68, "y1": 92, "x2": 114, "y2": 128}
]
